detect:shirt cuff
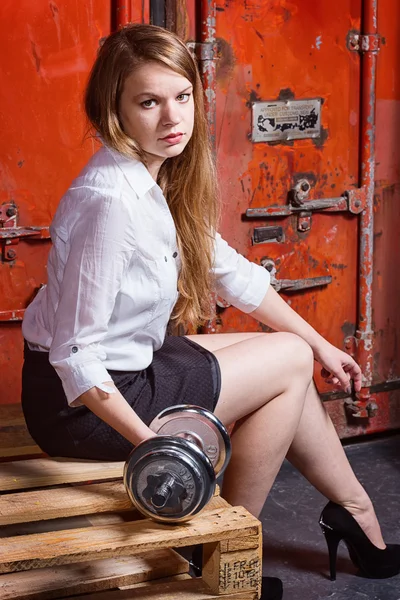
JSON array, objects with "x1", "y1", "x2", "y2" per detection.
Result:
[
  {"x1": 218, "y1": 262, "x2": 271, "y2": 314},
  {"x1": 55, "y1": 361, "x2": 116, "y2": 407}
]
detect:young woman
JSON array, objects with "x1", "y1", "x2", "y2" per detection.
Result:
[{"x1": 21, "y1": 24, "x2": 399, "y2": 600}]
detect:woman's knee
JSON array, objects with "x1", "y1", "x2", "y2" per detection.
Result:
[{"x1": 267, "y1": 332, "x2": 314, "y2": 382}]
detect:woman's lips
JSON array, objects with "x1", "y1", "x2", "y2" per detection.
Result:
[{"x1": 160, "y1": 133, "x2": 184, "y2": 145}]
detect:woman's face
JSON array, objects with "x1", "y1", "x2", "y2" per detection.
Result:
[{"x1": 119, "y1": 61, "x2": 195, "y2": 178}]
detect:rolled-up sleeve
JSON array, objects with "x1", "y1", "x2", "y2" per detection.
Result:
[
  {"x1": 212, "y1": 233, "x2": 270, "y2": 313},
  {"x1": 49, "y1": 191, "x2": 134, "y2": 406}
]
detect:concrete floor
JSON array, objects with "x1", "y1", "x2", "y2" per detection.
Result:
[{"x1": 259, "y1": 434, "x2": 400, "y2": 600}]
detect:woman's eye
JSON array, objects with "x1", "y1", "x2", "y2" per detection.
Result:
[
  {"x1": 141, "y1": 99, "x2": 157, "y2": 108},
  {"x1": 176, "y1": 93, "x2": 190, "y2": 103}
]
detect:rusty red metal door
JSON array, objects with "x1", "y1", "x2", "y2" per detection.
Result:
[
  {"x1": 0, "y1": 1, "x2": 111, "y2": 403},
  {"x1": 203, "y1": 0, "x2": 400, "y2": 438}
]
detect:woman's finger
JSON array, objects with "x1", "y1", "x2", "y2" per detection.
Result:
[
  {"x1": 343, "y1": 359, "x2": 363, "y2": 392},
  {"x1": 332, "y1": 368, "x2": 351, "y2": 391},
  {"x1": 348, "y1": 364, "x2": 363, "y2": 392}
]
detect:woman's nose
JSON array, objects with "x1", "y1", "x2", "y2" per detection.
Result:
[{"x1": 161, "y1": 101, "x2": 181, "y2": 126}]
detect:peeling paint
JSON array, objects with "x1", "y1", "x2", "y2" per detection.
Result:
[
  {"x1": 49, "y1": 1, "x2": 61, "y2": 46},
  {"x1": 30, "y1": 41, "x2": 41, "y2": 73},
  {"x1": 312, "y1": 126, "x2": 329, "y2": 148}
]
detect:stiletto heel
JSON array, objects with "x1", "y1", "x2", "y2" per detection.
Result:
[
  {"x1": 319, "y1": 501, "x2": 400, "y2": 580},
  {"x1": 319, "y1": 524, "x2": 342, "y2": 581}
]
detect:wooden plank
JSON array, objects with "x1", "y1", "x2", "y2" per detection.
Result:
[
  {"x1": 0, "y1": 482, "x2": 228, "y2": 527},
  {"x1": 0, "y1": 445, "x2": 42, "y2": 459},
  {"x1": 118, "y1": 573, "x2": 191, "y2": 590},
  {"x1": 0, "y1": 404, "x2": 42, "y2": 459},
  {"x1": 0, "y1": 481, "x2": 132, "y2": 525},
  {"x1": 0, "y1": 490, "x2": 226, "y2": 537},
  {"x1": 0, "y1": 514, "x2": 94, "y2": 539},
  {"x1": 85, "y1": 494, "x2": 227, "y2": 528},
  {"x1": 202, "y1": 527, "x2": 263, "y2": 597},
  {"x1": 60, "y1": 577, "x2": 258, "y2": 599},
  {"x1": 0, "y1": 549, "x2": 188, "y2": 600},
  {"x1": 0, "y1": 403, "x2": 27, "y2": 427},
  {"x1": 219, "y1": 535, "x2": 261, "y2": 553},
  {"x1": 0, "y1": 506, "x2": 260, "y2": 573},
  {"x1": 0, "y1": 458, "x2": 124, "y2": 492}
]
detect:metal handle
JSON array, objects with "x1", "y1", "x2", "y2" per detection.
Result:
[
  {"x1": 0, "y1": 227, "x2": 50, "y2": 241},
  {"x1": 261, "y1": 259, "x2": 332, "y2": 292},
  {"x1": 272, "y1": 275, "x2": 332, "y2": 292},
  {"x1": 151, "y1": 473, "x2": 177, "y2": 508},
  {"x1": 246, "y1": 188, "x2": 365, "y2": 218}
]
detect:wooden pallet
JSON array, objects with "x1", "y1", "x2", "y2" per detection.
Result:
[
  {"x1": 0, "y1": 457, "x2": 262, "y2": 599},
  {"x1": 0, "y1": 404, "x2": 42, "y2": 459}
]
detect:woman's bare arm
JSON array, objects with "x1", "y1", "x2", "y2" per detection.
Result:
[
  {"x1": 78, "y1": 384, "x2": 156, "y2": 446},
  {"x1": 251, "y1": 285, "x2": 326, "y2": 354},
  {"x1": 251, "y1": 285, "x2": 362, "y2": 391}
]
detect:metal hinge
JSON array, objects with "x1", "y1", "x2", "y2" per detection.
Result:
[
  {"x1": 0, "y1": 202, "x2": 50, "y2": 262},
  {"x1": 347, "y1": 32, "x2": 381, "y2": 53}
]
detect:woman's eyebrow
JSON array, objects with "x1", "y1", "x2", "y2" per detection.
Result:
[{"x1": 134, "y1": 85, "x2": 193, "y2": 99}]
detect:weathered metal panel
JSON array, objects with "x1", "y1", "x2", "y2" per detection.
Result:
[
  {"x1": 205, "y1": 0, "x2": 400, "y2": 435},
  {"x1": 0, "y1": 1, "x2": 111, "y2": 403},
  {"x1": 370, "y1": 0, "x2": 400, "y2": 422},
  {"x1": 212, "y1": 1, "x2": 361, "y2": 400}
]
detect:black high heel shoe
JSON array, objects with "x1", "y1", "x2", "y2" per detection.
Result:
[
  {"x1": 260, "y1": 576, "x2": 283, "y2": 600},
  {"x1": 319, "y1": 501, "x2": 400, "y2": 580},
  {"x1": 190, "y1": 546, "x2": 283, "y2": 599}
]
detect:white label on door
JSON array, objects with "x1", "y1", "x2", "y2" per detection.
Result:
[{"x1": 252, "y1": 99, "x2": 321, "y2": 142}]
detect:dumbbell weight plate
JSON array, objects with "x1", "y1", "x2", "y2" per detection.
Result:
[
  {"x1": 149, "y1": 405, "x2": 231, "y2": 477},
  {"x1": 124, "y1": 436, "x2": 215, "y2": 523}
]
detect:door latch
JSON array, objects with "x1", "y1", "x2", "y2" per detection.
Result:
[
  {"x1": 246, "y1": 183, "x2": 366, "y2": 222},
  {"x1": 0, "y1": 203, "x2": 50, "y2": 262},
  {"x1": 261, "y1": 259, "x2": 332, "y2": 292}
]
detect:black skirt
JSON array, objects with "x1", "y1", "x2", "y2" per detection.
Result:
[{"x1": 21, "y1": 336, "x2": 221, "y2": 461}]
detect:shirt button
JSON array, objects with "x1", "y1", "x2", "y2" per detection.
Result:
[
  {"x1": 71, "y1": 346, "x2": 78, "y2": 353},
  {"x1": 164, "y1": 256, "x2": 168, "y2": 262},
  {"x1": 173, "y1": 252, "x2": 178, "y2": 258}
]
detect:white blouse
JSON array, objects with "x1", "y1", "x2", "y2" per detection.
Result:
[{"x1": 22, "y1": 144, "x2": 270, "y2": 406}]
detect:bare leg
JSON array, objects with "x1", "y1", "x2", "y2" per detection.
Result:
[
  {"x1": 188, "y1": 332, "x2": 386, "y2": 548},
  {"x1": 190, "y1": 332, "x2": 315, "y2": 517},
  {"x1": 286, "y1": 381, "x2": 385, "y2": 548}
]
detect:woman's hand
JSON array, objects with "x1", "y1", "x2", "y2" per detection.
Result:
[{"x1": 314, "y1": 341, "x2": 362, "y2": 393}]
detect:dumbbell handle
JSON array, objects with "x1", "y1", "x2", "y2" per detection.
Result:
[{"x1": 151, "y1": 473, "x2": 176, "y2": 508}]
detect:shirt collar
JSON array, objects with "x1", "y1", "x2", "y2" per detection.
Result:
[{"x1": 103, "y1": 143, "x2": 157, "y2": 199}]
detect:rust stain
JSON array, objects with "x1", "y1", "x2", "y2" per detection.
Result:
[
  {"x1": 216, "y1": 38, "x2": 235, "y2": 85},
  {"x1": 49, "y1": 1, "x2": 61, "y2": 45},
  {"x1": 341, "y1": 321, "x2": 356, "y2": 338},
  {"x1": 30, "y1": 41, "x2": 41, "y2": 73},
  {"x1": 246, "y1": 89, "x2": 262, "y2": 108},
  {"x1": 278, "y1": 88, "x2": 295, "y2": 101},
  {"x1": 312, "y1": 126, "x2": 329, "y2": 148}
]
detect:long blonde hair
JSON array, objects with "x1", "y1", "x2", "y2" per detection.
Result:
[{"x1": 85, "y1": 24, "x2": 219, "y2": 328}]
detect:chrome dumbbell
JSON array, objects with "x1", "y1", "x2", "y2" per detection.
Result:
[{"x1": 123, "y1": 405, "x2": 231, "y2": 523}]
